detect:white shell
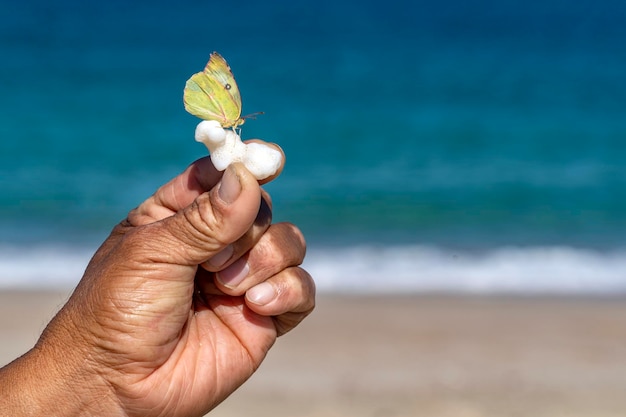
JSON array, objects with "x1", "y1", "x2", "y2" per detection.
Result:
[
  {"x1": 243, "y1": 142, "x2": 283, "y2": 180},
  {"x1": 195, "y1": 120, "x2": 226, "y2": 149},
  {"x1": 194, "y1": 122, "x2": 283, "y2": 180}
]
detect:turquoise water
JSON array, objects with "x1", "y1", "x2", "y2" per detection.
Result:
[{"x1": 2, "y1": 0, "x2": 626, "y2": 291}]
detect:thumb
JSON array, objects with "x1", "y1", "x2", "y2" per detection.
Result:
[{"x1": 138, "y1": 163, "x2": 262, "y2": 268}]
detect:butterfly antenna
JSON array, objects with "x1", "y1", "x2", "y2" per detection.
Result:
[{"x1": 243, "y1": 111, "x2": 264, "y2": 121}]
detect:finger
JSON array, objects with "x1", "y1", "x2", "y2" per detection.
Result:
[
  {"x1": 200, "y1": 195, "x2": 272, "y2": 272},
  {"x1": 126, "y1": 163, "x2": 262, "y2": 270},
  {"x1": 128, "y1": 156, "x2": 222, "y2": 226},
  {"x1": 244, "y1": 266, "x2": 316, "y2": 337},
  {"x1": 206, "y1": 223, "x2": 306, "y2": 295},
  {"x1": 89, "y1": 160, "x2": 223, "y2": 268}
]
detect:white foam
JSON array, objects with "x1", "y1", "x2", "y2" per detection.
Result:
[
  {"x1": 0, "y1": 245, "x2": 94, "y2": 289},
  {"x1": 303, "y1": 245, "x2": 626, "y2": 295},
  {"x1": 2, "y1": 244, "x2": 626, "y2": 294}
]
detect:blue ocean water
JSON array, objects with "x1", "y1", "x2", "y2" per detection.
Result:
[{"x1": 2, "y1": 0, "x2": 626, "y2": 292}]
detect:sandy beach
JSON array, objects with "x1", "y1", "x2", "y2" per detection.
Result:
[{"x1": 2, "y1": 291, "x2": 626, "y2": 416}]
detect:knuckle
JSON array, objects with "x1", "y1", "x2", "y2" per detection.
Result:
[
  {"x1": 297, "y1": 267, "x2": 316, "y2": 309},
  {"x1": 279, "y1": 267, "x2": 316, "y2": 309},
  {"x1": 182, "y1": 193, "x2": 224, "y2": 244},
  {"x1": 268, "y1": 267, "x2": 316, "y2": 337},
  {"x1": 272, "y1": 222, "x2": 307, "y2": 263},
  {"x1": 113, "y1": 225, "x2": 160, "y2": 263},
  {"x1": 248, "y1": 223, "x2": 308, "y2": 281},
  {"x1": 254, "y1": 234, "x2": 285, "y2": 270}
]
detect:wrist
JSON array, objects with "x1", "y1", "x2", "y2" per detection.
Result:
[{"x1": 0, "y1": 321, "x2": 124, "y2": 416}]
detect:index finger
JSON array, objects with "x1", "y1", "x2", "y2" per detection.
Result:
[{"x1": 128, "y1": 156, "x2": 222, "y2": 226}]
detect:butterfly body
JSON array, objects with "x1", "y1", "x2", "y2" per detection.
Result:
[{"x1": 183, "y1": 52, "x2": 246, "y2": 128}]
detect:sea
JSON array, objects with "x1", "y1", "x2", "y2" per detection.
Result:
[{"x1": 1, "y1": 0, "x2": 626, "y2": 293}]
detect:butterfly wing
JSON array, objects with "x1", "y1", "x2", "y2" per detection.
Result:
[{"x1": 183, "y1": 52, "x2": 244, "y2": 128}]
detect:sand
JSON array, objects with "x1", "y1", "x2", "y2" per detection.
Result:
[{"x1": 2, "y1": 291, "x2": 626, "y2": 416}]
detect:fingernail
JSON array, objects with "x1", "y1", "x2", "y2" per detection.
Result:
[
  {"x1": 208, "y1": 245, "x2": 234, "y2": 268},
  {"x1": 246, "y1": 282, "x2": 276, "y2": 306},
  {"x1": 216, "y1": 257, "x2": 249, "y2": 288},
  {"x1": 218, "y1": 165, "x2": 241, "y2": 204}
]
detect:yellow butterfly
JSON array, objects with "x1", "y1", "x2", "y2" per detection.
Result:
[{"x1": 183, "y1": 52, "x2": 259, "y2": 129}]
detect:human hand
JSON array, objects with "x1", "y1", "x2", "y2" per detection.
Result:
[{"x1": 0, "y1": 153, "x2": 314, "y2": 416}]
